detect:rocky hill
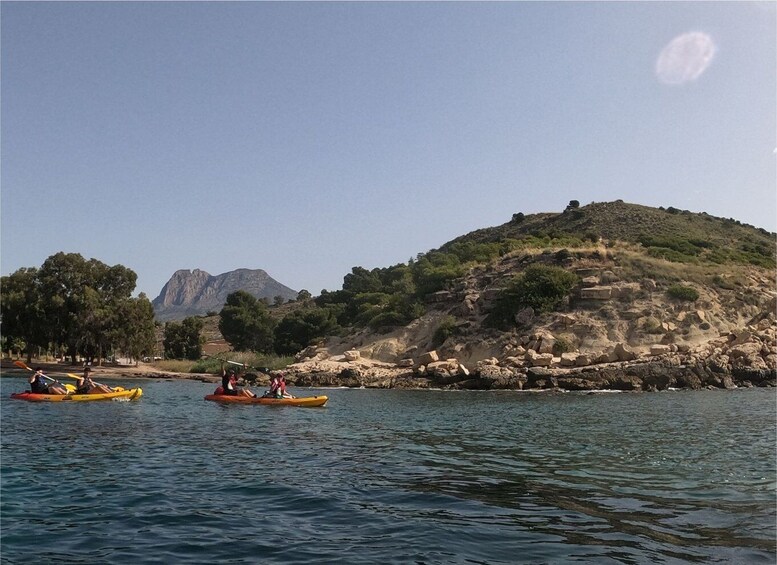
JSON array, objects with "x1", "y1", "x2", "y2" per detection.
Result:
[
  {"x1": 275, "y1": 201, "x2": 776, "y2": 391},
  {"x1": 152, "y1": 268, "x2": 297, "y2": 321}
]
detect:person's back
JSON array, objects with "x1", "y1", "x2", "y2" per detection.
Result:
[
  {"x1": 30, "y1": 372, "x2": 48, "y2": 394},
  {"x1": 30, "y1": 369, "x2": 67, "y2": 395},
  {"x1": 222, "y1": 368, "x2": 238, "y2": 396}
]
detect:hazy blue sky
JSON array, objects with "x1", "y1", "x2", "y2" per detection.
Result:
[{"x1": 2, "y1": 2, "x2": 775, "y2": 298}]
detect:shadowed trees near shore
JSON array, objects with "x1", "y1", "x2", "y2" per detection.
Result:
[
  {"x1": 163, "y1": 316, "x2": 205, "y2": 360},
  {"x1": 1, "y1": 252, "x2": 157, "y2": 364},
  {"x1": 218, "y1": 291, "x2": 276, "y2": 354}
]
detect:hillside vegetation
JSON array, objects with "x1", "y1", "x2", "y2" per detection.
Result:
[
  {"x1": 444, "y1": 200, "x2": 774, "y2": 269},
  {"x1": 192, "y1": 200, "x2": 775, "y2": 371}
]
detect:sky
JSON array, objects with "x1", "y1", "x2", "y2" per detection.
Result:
[{"x1": 2, "y1": 2, "x2": 775, "y2": 299}]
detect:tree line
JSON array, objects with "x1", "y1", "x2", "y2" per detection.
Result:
[
  {"x1": 1, "y1": 252, "x2": 157, "y2": 364},
  {"x1": 3, "y1": 238, "x2": 582, "y2": 364}
]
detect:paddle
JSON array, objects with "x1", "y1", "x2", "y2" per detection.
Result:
[
  {"x1": 202, "y1": 353, "x2": 248, "y2": 369},
  {"x1": 13, "y1": 361, "x2": 76, "y2": 393},
  {"x1": 200, "y1": 354, "x2": 259, "y2": 397}
]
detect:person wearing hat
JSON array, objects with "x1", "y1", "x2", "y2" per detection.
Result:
[{"x1": 75, "y1": 366, "x2": 112, "y2": 394}]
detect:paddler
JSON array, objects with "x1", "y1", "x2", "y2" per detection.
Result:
[
  {"x1": 268, "y1": 372, "x2": 294, "y2": 399},
  {"x1": 221, "y1": 365, "x2": 255, "y2": 397},
  {"x1": 29, "y1": 368, "x2": 68, "y2": 395},
  {"x1": 75, "y1": 366, "x2": 112, "y2": 394}
]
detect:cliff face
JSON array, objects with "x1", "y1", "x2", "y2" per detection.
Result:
[{"x1": 152, "y1": 268, "x2": 297, "y2": 321}]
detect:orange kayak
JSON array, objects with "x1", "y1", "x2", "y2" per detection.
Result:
[{"x1": 204, "y1": 394, "x2": 327, "y2": 407}]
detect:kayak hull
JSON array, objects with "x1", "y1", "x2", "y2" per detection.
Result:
[
  {"x1": 10, "y1": 388, "x2": 143, "y2": 402},
  {"x1": 204, "y1": 394, "x2": 327, "y2": 407}
]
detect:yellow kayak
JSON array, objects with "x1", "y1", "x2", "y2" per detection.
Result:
[{"x1": 10, "y1": 387, "x2": 143, "y2": 402}]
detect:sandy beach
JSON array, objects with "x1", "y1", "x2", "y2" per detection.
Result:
[{"x1": 0, "y1": 359, "x2": 219, "y2": 383}]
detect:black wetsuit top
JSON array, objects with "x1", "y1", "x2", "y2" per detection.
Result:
[{"x1": 222, "y1": 373, "x2": 238, "y2": 396}]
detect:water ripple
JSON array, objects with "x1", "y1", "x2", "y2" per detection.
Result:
[{"x1": 1, "y1": 379, "x2": 775, "y2": 563}]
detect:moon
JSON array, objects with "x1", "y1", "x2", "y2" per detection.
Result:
[{"x1": 655, "y1": 32, "x2": 716, "y2": 85}]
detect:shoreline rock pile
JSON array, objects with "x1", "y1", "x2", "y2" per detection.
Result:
[{"x1": 282, "y1": 318, "x2": 777, "y2": 392}]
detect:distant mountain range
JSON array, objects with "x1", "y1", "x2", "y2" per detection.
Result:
[{"x1": 152, "y1": 268, "x2": 297, "y2": 321}]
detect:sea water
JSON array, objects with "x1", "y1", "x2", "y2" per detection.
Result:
[{"x1": 1, "y1": 377, "x2": 775, "y2": 563}]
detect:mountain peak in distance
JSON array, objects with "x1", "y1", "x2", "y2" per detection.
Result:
[{"x1": 152, "y1": 268, "x2": 297, "y2": 321}]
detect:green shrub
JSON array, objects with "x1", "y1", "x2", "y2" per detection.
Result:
[
  {"x1": 646, "y1": 246, "x2": 697, "y2": 264},
  {"x1": 489, "y1": 265, "x2": 579, "y2": 327},
  {"x1": 411, "y1": 252, "x2": 465, "y2": 296},
  {"x1": 274, "y1": 307, "x2": 341, "y2": 356},
  {"x1": 367, "y1": 311, "x2": 408, "y2": 332},
  {"x1": 711, "y1": 275, "x2": 735, "y2": 290},
  {"x1": 666, "y1": 285, "x2": 699, "y2": 302},
  {"x1": 189, "y1": 353, "x2": 295, "y2": 374},
  {"x1": 552, "y1": 337, "x2": 575, "y2": 355},
  {"x1": 446, "y1": 241, "x2": 506, "y2": 264},
  {"x1": 431, "y1": 316, "x2": 458, "y2": 349}
]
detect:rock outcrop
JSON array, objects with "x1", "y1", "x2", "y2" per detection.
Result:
[{"x1": 280, "y1": 317, "x2": 776, "y2": 392}]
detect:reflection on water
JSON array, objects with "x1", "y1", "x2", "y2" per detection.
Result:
[{"x1": 2, "y1": 379, "x2": 775, "y2": 563}]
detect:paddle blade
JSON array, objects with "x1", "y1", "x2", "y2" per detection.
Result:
[
  {"x1": 64, "y1": 383, "x2": 76, "y2": 393},
  {"x1": 13, "y1": 360, "x2": 32, "y2": 371}
]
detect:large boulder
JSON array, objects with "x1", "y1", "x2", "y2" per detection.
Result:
[
  {"x1": 343, "y1": 350, "x2": 361, "y2": 362},
  {"x1": 537, "y1": 332, "x2": 556, "y2": 354},
  {"x1": 580, "y1": 286, "x2": 613, "y2": 300},
  {"x1": 514, "y1": 307, "x2": 535, "y2": 327},
  {"x1": 525, "y1": 349, "x2": 553, "y2": 367},
  {"x1": 417, "y1": 351, "x2": 439, "y2": 365},
  {"x1": 575, "y1": 354, "x2": 591, "y2": 367},
  {"x1": 560, "y1": 352, "x2": 578, "y2": 367},
  {"x1": 614, "y1": 343, "x2": 638, "y2": 362},
  {"x1": 426, "y1": 359, "x2": 461, "y2": 379},
  {"x1": 476, "y1": 364, "x2": 523, "y2": 389}
]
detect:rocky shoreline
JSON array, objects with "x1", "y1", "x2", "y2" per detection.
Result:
[{"x1": 278, "y1": 318, "x2": 777, "y2": 392}]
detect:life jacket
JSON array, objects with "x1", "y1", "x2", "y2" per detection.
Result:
[
  {"x1": 76, "y1": 377, "x2": 92, "y2": 394},
  {"x1": 31, "y1": 376, "x2": 48, "y2": 394}
]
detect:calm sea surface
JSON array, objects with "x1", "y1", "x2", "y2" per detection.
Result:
[{"x1": 1, "y1": 376, "x2": 775, "y2": 564}]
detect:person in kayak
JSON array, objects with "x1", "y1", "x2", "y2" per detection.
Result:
[
  {"x1": 75, "y1": 367, "x2": 112, "y2": 394},
  {"x1": 29, "y1": 369, "x2": 68, "y2": 395},
  {"x1": 221, "y1": 366, "x2": 255, "y2": 397},
  {"x1": 268, "y1": 372, "x2": 294, "y2": 398}
]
